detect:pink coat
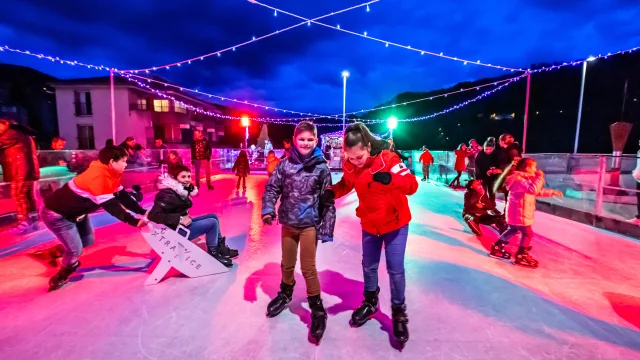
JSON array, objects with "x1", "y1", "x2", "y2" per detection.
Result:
[{"x1": 504, "y1": 171, "x2": 555, "y2": 226}]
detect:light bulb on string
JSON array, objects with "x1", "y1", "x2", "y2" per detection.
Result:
[
  {"x1": 366, "y1": 4, "x2": 370, "y2": 11},
  {"x1": 274, "y1": 10, "x2": 277, "y2": 16}
]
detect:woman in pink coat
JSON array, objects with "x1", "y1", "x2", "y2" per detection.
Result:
[{"x1": 489, "y1": 158, "x2": 562, "y2": 268}]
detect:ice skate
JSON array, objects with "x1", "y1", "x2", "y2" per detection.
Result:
[
  {"x1": 514, "y1": 246, "x2": 539, "y2": 268},
  {"x1": 217, "y1": 237, "x2": 239, "y2": 259},
  {"x1": 308, "y1": 295, "x2": 327, "y2": 343},
  {"x1": 8, "y1": 221, "x2": 38, "y2": 235},
  {"x1": 48, "y1": 261, "x2": 81, "y2": 292},
  {"x1": 266, "y1": 281, "x2": 295, "y2": 317},
  {"x1": 350, "y1": 287, "x2": 379, "y2": 327},
  {"x1": 489, "y1": 240, "x2": 511, "y2": 260},
  {"x1": 391, "y1": 303, "x2": 409, "y2": 346},
  {"x1": 207, "y1": 246, "x2": 233, "y2": 267}
]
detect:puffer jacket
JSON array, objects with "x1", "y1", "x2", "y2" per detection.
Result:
[
  {"x1": 262, "y1": 146, "x2": 335, "y2": 242},
  {"x1": 463, "y1": 189, "x2": 496, "y2": 216},
  {"x1": 0, "y1": 124, "x2": 40, "y2": 182},
  {"x1": 331, "y1": 149, "x2": 418, "y2": 235},
  {"x1": 232, "y1": 157, "x2": 250, "y2": 177},
  {"x1": 147, "y1": 173, "x2": 198, "y2": 230},
  {"x1": 504, "y1": 170, "x2": 555, "y2": 226}
]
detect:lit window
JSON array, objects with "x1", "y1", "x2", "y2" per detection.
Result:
[
  {"x1": 154, "y1": 100, "x2": 169, "y2": 112},
  {"x1": 137, "y1": 99, "x2": 147, "y2": 110},
  {"x1": 175, "y1": 101, "x2": 187, "y2": 114}
]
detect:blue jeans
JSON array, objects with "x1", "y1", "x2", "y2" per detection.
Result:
[
  {"x1": 362, "y1": 225, "x2": 409, "y2": 305},
  {"x1": 41, "y1": 207, "x2": 95, "y2": 267},
  {"x1": 498, "y1": 225, "x2": 534, "y2": 247},
  {"x1": 186, "y1": 214, "x2": 221, "y2": 248}
]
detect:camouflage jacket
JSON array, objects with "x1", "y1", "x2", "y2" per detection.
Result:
[{"x1": 262, "y1": 146, "x2": 335, "y2": 242}]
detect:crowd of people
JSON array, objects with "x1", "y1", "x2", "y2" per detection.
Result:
[{"x1": 2, "y1": 114, "x2": 639, "y2": 347}]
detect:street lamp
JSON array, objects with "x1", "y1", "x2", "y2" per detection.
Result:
[
  {"x1": 342, "y1": 70, "x2": 350, "y2": 130},
  {"x1": 574, "y1": 56, "x2": 596, "y2": 153},
  {"x1": 241, "y1": 115, "x2": 250, "y2": 149},
  {"x1": 387, "y1": 116, "x2": 398, "y2": 138}
]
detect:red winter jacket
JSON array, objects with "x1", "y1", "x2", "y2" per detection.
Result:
[{"x1": 331, "y1": 150, "x2": 418, "y2": 235}]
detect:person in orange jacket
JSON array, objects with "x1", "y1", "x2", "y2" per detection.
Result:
[
  {"x1": 418, "y1": 145, "x2": 434, "y2": 181},
  {"x1": 321, "y1": 122, "x2": 418, "y2": 345},
  {"x1": 265, "y1": 150, "x2": 280, "y2": 177}
]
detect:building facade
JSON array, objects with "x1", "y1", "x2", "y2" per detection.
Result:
[{"x1": 50, "y1": 76, "x2": 225, "y2": 150}]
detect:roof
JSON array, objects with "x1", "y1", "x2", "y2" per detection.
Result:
[{"x1": 50, "y1": 75, "x2": 231, "y2": 112}]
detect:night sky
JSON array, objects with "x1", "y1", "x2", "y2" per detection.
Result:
[{"x1": 2, "y1": 0, "x2": 640, "y2": 117}]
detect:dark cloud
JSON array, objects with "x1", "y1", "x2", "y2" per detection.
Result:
[{"x1": 1, "y1": 0, "x2": 639, "y2": 115}]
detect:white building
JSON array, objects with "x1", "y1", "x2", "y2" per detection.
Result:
[{"x1": 50, "y1": 76, "x2": 226, "y2": 149}]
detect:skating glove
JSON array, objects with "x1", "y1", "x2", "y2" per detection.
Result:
[
  {"x1": 372, "y1": 172, "x2": 392, "y2": 185},
  {"x1": 262, "y1": 215, "x2": 274, "y2": 226},
  {"x1": 320, "y1": 189, "x2": 335, "y2": 205}
]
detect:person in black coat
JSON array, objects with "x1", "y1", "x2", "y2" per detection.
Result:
[
  {"x1": 0, "y1": 119, "x2": 40, "y2": 233},
  {"x1": 147, "y1": 165, "x2": 236, "y2": 267},
  {"x1": 462, "y1": 179, "x2": 508, "y2": 236},
  {"x1": 474, "y1": 137, "x2": 502, "y2": 204}
]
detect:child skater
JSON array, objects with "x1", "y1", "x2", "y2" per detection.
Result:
[
  {"x1": 266, "y1": 150, "x2": 280, "y2": 177},
  {"x1": 449, "y1": 143, "x2": 469, "y2": 188},
  {"x1": 147, "y1": 164, "x2": 238, "y2": 266},
  {"x1": 489, "y1": 158, "x2": 562, "y2": 268},
  {"x1": 41, "y1": 146, "x2": 149, "y2": 291},
  {"x1": 322, "y1": 122, "x2": 418, "y2": 346},
  {"x1": 261, "y1": 121, "x2": 335, "y2": 342},
  {"x1": 232, "y1": 150, "x2": 250, "y2": 192},
  {"x1": 462, "y1": 179, "x2": 508, "y2": 236},
  {"x1": 418, "y1": 145, "x2": 434, "y2": 181}
]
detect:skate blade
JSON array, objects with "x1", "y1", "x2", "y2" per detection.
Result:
[
  {"x1": 487, "y1": 253, "x2": 511, "y2": 262},
  {"x1": 266, "y1": 304, "x2": 289, "y2": 318},
  {"x1": 512, "y1": 261, "x2": 539, "y2": 269}
]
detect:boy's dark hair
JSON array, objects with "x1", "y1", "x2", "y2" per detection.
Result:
[
  {"x1": 294, "y1": 121, "x2": 317, "y2": 138},
  {"x1": 98, "y1": 146, "x2": 128, "y2": 165},
  {"x1": 465, "y1": 179, "x2": 481, "y2": 191},
  {"x1": 105, "y1": 139, "x2": 114, "y2": 147},
  {"x1": 268, "y1": 150, "x2": 275, "y2": 155},
  {"x1": 343, "y1": 122, "x2": 387, "y2": 154},
  {"x1": 124, "y1": 136, "x2": 135, "y2": 143},
  {"x1": 169, "y1": 164, "x2": 191, "y2": 179}
]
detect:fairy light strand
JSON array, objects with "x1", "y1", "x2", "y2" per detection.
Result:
[
  {"x1": 122, "y1": 0, "x2": 379, "y2": 72},
  {"x1": 248, "y1": 0, "x2": 523, "y2": 72},
  {"x1": 0, "y1": 45, "x2": 114, "y2": 71}
]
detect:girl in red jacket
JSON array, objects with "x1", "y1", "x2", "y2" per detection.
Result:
[
  {"x1": 449, "y1": 143, "x2": 469, "y2": 188},
  {"x1": 323, "y1": 122, "x2": 418, "y2": 346}
]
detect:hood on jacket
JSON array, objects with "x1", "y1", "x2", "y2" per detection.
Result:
[
  {"x1": 505, "y1": 171, "x2": 533, "y2": 187},
  {"x1": 156, "y1": 173, "x2": 198, "y2": 198},
  {"x1": 289, "y1": 146, "x2": 325, "y2": 166}
]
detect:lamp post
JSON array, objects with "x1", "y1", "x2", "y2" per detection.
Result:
[
  {"x1": 241, "y1": 116, "x2": 250, "y2": 149},
  {"x1": 387, "y1": 116, "x2": 398, "y2": 139},
  {"x1": 342, "y1": 70, "x2": 349, "y2": 130},
  {"x1": 574, "y1": 56, "x2": 596, "y2": 154}
]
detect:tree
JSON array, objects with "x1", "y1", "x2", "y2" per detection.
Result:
[{"x1": 257, "y1": 124, "x2": 269, "y2": 148}]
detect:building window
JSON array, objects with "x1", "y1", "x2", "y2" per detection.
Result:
[
  {"x1": 174, "y1": 101, "x2": 187, "y2": 114},
  {"x1": 77, "y1": 124, "x2": 95, "y2": 149},
  {"x1": 154, "y1": 99, "x2": 169, "y2": 112},
  {"x1": 74, "y1": 91, "x2": 92, "y2": 116},
  {"x1": 137, "y1": 99, "x2": 147, "y2": 110}
]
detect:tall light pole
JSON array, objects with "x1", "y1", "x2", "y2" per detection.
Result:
[
  {"x1": 342, "y1": 70, "x2": 349, "y2": 131},
  {"x1": 387, "y1": 116, "x2": 398, "y2": 139},
  {"x1": 574, "y1": 56, "x2": 595, "y2": 154}
]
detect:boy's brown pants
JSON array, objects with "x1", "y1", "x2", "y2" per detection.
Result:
[{"x1": 281, "y1": 225, "x2": 320, "y2": 297}]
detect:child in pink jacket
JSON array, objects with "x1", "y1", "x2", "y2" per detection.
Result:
[{"x1": 489, "y1": 158, "x2": 562, "y2": 268}]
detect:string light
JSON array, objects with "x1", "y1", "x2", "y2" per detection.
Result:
[
  {"x1": 121, "y1": 0, "x2": 379, "y2": 72},
  {"x1": 123, "y1": 73, "x2": 338, "y2": 119},
  {"x1": 249, "y1": 1, "x2": 523, "y2": 72},
  {"x1": 0, "y1": 45, "x2": 113, "y2": 71},
  {"x1": 530, "y1": 47, "x2": 640, "y2": 73}
]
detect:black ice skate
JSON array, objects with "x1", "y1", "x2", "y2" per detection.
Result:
[
  {"x1": 489, "y1": 240, "x2": 511, "y2": 260},
  {"x1": 266, "y1": 281, "x2": 295, "y2": 317},
  {"x1": 308, "y1": 295, "x2": 328, "y2": 342},
  {"x1": 217, "y1": 237, "x2": 239, "y2": 259},
  {"x1": 391, "y1": 303, "x2": 409, "y2": 346},
  {"x1": 207, "y1": 246, "x2": 233, "y2": 267},
  {"x1": 514, "y1": 246, "x2": 539, "y2": 268},
  {"x1": 48, "y1": 261, "x2": 81, "y2": 292},
  {"x1": 350, "y1": 287, "x2": 379, "y2": 327}
]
